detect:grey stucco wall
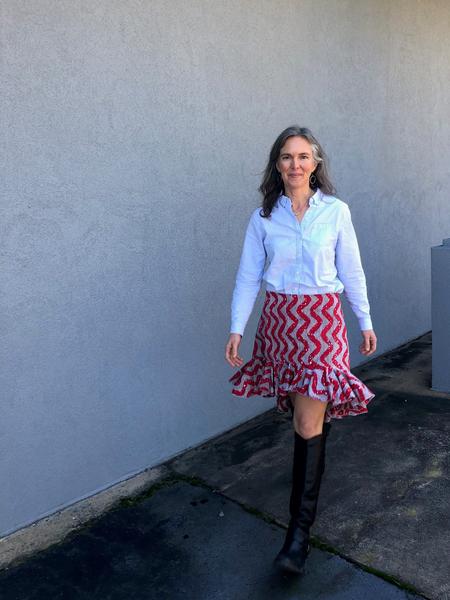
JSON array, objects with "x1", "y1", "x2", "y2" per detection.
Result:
[{"x1": 2, "y1": 0, "x2": 450, "y2": 537}]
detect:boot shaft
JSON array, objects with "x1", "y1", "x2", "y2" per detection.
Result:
[{"x1": 289, "y1": 426, "x2": 330, "y2": 533}]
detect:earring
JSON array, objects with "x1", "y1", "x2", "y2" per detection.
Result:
[{"x1": 309, "y1": 173, "x2": 317, "y2": 187}]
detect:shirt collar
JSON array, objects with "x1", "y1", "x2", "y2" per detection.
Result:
[{"x1": 278, "y1": 188, "x2": 323, "y2": 208}]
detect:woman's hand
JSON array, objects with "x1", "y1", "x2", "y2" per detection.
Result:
[
  {"x1": 359, "y1": 329, "x2": 377, "y2": 356},
  {"x1": 225, "y1": 333, "x2": 244, "y2": 367}
]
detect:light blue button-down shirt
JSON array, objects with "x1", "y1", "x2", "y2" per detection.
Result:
[{"x1": 230, "y1": 189, "x2": 373, "y2": 335}]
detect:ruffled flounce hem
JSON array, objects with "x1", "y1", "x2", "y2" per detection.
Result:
[{"x1": 229, "y1": 356, "x2": 375, "y2": 422}]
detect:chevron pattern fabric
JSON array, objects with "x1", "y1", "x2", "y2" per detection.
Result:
[{"x1": 229, "y1": 291, "x2": 375, "y2": 422}]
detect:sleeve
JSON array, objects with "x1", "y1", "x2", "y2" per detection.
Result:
[
  {"x1": 230, "y1": 209, "x2": 267, "y2": 336},
  {"x1": 335, "y1": 203, "x2": 373, "y2": 331}
]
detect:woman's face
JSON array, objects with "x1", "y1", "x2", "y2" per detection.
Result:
[{"x1": 276, "y1": 136, "x2": 317, "y2": 192}]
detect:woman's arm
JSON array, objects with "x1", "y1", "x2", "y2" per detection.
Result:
[
  {"x1": 335, "y1": 203, "x2": 373, "y2": 331},
  {"x1": 335, "y1": 202, "x2": 377, "y2": 356},
  {"x1": 230, "y1": 209, "x2": 266, "y2": 336}
]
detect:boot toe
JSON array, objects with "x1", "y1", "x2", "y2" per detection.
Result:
[{"x1": 273, "y1": 542, "x2": 309, "y2": 574}]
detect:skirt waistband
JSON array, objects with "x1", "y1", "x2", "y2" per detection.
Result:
[{"x1": 264, "y1": 290, "x2": 341, "y2": 299}]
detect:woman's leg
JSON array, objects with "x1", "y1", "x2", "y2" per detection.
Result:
[
  {"x1": 291, "y1": 393, "x2": 328, "y2": 438},
  {"x1": 274, "y1": 393, "x2": 330, "y2": 574}
]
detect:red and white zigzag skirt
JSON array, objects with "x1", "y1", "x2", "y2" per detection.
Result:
[{"x1": 229, "y1": 291, "x2": 375, "y2": 423}]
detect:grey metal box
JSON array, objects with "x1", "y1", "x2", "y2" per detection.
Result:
[{"x1": 431, "y1": 238, "x2": 450, "y2": 392}]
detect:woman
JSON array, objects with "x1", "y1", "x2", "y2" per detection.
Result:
[{"x1": 224, "y1": 126, "x2": 377, "y2": 575}]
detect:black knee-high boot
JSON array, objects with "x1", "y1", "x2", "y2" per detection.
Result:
[
  {"x1": 274, "y1": 424, "x2": 330, "y2": 574},
  {"x1": 321, "y1": 421, "x2": 332, "y2": 475}
]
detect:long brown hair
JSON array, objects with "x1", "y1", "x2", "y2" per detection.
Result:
[{"x1": 258, "y1": 126, "x2": 336, "y2": 218}]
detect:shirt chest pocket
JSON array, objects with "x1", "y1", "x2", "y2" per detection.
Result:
[{"x1": 304, "y1": 223, "x2": 336, "y2": 246}]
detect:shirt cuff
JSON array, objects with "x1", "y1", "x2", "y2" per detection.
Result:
[
  {"x1": 359, "y1": 316, "x2": 373, "y2": 331},
  {"x1": 230, "y1": 323, "x2": 244, "y2": 336}
]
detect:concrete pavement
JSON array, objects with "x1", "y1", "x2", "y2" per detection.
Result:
[{"x1": 0, "y1": 332, "x2": 448, "y2": 599}]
